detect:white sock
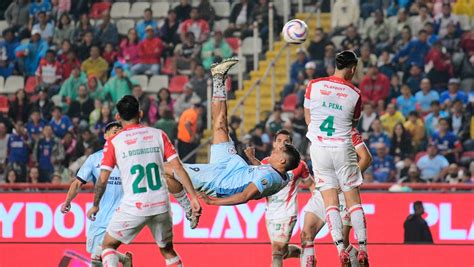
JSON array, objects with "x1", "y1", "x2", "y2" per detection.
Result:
[
  {"x1": 300, "y1": 241, "x2": 315, "y2": 267},
  {"x1": 212, "y1": 74, "x2": 227, "y2": 101},
  {"x1": 348, "y1": 204, "x2": 368, "y2": 252},
  {"x1": 272, "y1": 252, "x2": 283, "y2": 267},
  {"x1": 325, "y1": 206, "x2": 345, "y2": 254},
  {"x1": 173, "y1": 190, "x2": 191, "y2": 213},
  {"x1": 165, "y1": 255, "x2": 183, "y2": 267},
  {"x1": 346, "y1": 244, "x2": 359, "y2": 267},
  {"x1": 101, "y1": 248, "x2": 119, "y2": 267},
  {"x1": 91, "y1": 246, "x2": 103, "y2": 266}
]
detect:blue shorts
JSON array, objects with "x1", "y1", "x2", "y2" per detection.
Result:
[
  {"x1": 185, "y1": 142, "x2": 248, "y2": 197},
  {"x1": 86, "y1": 226, "x2": 106, "y2": 254}
]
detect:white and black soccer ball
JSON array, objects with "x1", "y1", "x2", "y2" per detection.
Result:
[{"x1": 282, "y1": 19, "x2": 308, "y2": 44}]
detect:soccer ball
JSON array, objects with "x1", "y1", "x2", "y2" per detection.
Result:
[{"x1": 282, "y1": 19, "x2": 308, "y2": 44}]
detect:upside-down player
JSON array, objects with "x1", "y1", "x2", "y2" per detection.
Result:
[
  {"x1": 245, "y1": 129, "x2": 313, "y2": 267},
  {"x1": 304, "y1": 50, "x2": 369, "y2": 265},
  {"x1": 61, "y1": 122, "x2": 132, "y2": 267},
  {"x1": 87, "y1": 96, "x2": 201, "y2": 267},
  {"x1": 164, "y1": 58, "x2": 302, "y2": 206},
  {"x1": 300, "y1": 128, "x2": 372, "y2": 267}
]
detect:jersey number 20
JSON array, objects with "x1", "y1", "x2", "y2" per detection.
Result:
[
  {"x1": 319, "y1": 116, "x2": 336, "y2": 136},
  {"x1": 131, "y1": 163, "x2": 162, "y2": 194}
]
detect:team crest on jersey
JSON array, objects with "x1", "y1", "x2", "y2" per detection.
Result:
[
  {"x1": 135, "y1": 202, "x2": 143, "y2": 209},
  {"x1": 228, "y1": 146, "x2": 237, "y2": 154},
  {"x1": 261, "y1": 178, "x2": 268, "y2": 185}
]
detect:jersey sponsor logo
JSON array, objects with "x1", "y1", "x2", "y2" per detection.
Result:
[
  {"x1": 124, "y1": 138, "x2": 137, "y2": 145},
  {"x1": 324, "y1": 84, "x2": 345, "y2": 91},
  {"x1": 320, "y1": 89, "x2": 332, "y2": 96},
  {"x1": 143, "y1": 135, "x2": 154, "y2": 141},
  {"x1": 336, "y1": 92, "x2": 348, "y2": 98},
  {"x1": 135, "y1": 202, "x2": 143, "y2": 209}
]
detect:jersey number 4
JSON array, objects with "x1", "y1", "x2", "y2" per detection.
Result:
[
  {"x1": 319, "y1": 115, "x2": 336, "y2": 136},
  {"x1": 131, "y1": 163, "x2": 162, "y2": 194}
]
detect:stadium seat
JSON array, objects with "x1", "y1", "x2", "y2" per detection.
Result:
[
  {"x1": 214, "y1": 19, "x2": 229, "y2": 32},
  {"x1": 151, "y1": 2, "x2": 170, "y2": 18},
  {"x1": 282, "y1": 94, "x2": 298, "y2": 112},
  {"x1": 415, "y1": 152, "x2": 427, "y2": 163},
  {"x1": 273, "y1": 0, "x2": 290, "y2": 18},
  {"x1": 169, "y1": 75, "x2": 189, "y2": 94},
  {"x1": 147, "y1": 75, "x2": 169, "y2": 93},
  {"x1": 0, "y1": 95, "x2": 8, "y2": 113},
  {"x1": 212, "y1": 2, "x2": 230, "y2": 18},
  {"x1": 129, "y1": 2, "x2": 150, "y2": 19},
  {"x1": 25, "y1": 76, "x2": 37, "y2": 94},
  {"x1": 331, "y1": 35, "x2": 344, "y2": 50},
  {"x1": 110, "y1": 2, "x2": 130, "y2": 19},
  {"x1": 2, "y1": 76, "x2": 24, "y2": 94},
  {"x1": 241, "y1": 37, "x2": 262, "y2": 56},
  {"x1": 161, "y1": 57, "x2": 174, "y2": 75},
  {"x1": 117, "y1": 19, "x2": 135, "y2": 35},
  {"x1": 458, "y1": 15, "x2": 471, "y2": 31},
  {"x1": 132, "y1": 75, "x2": 149, "y2": 91},
  {"x1": 0, "y1": 20, "x2": 8, "y2": 34},
  {"x1": 226, "y1": 37, "x2": 240, "y2": 54},
  {"x1": 89, "y1": 2, "x2": 112, "y2": 19},
  {"x1": 0, "y1": 77, "x2": 4, "y2": 91}
]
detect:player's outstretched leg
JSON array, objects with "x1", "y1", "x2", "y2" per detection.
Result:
[
  {"x1": 210, "y1": 57, "x2": 239, "y2": 145},
  {"x1": 300, "y1": 212, "x2": 325, "y2": 267}
]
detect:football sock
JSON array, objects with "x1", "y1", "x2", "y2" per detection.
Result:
[
  {"x1": 212, "y1": 74, "x2": 227, "y2": 101},
  {"x1": 101, "y1": 248, "x2": 119, "y2": 267},
  {"x1": 272, "y1": 251, "x2": 283, "y2": 267},
  {"x1": 326, "y1": 206, "x2": 345, "y2": 254},
  {"x1": 348, "y1": 204, "x2": 368, "y2": 252},
  {"x1": 173, "y1": 190, "x2": 191, "y2": 213},
  {"x1": 165, "y1": 255, "x2": 183, "y2": 267},
  {"x1": 300, "y1": 241, "x2": 315, "y2": 267}
]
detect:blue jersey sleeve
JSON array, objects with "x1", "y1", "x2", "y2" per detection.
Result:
[{"x1": 76, "y1": 155, "x2": 96, "y2": 184}]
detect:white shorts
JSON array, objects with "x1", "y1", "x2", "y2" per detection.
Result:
[
  {"x1": 107, "y1": 208, "x2": 173, "y2": 248},
  {"x1": 303, "y1": 191, "x2": 351, "y2": 226},
  {"x1": 310, "y1": 144, "x2": 363, "y2": 192},
  {"x1": 266, "y1": 216, "x2": 297, "y2": 243}
]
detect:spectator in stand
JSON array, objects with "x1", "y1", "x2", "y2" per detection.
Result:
[
  {"x1": 93, "y1": 104, "x2": 112, "y2": 144},
  {"x1": 424, "y1": 100, "x2": 447, "y2": 137},
  {"x1": 160, "y1": 10, "x2": 180, "y2": 56},
  {"x1": 101, "y1": 66, "x2": 134, "y2": 103},
  {"x1": 136, "y1": 8, "x2": 158, "y2": 41},
  {"x1": 228, "y1": 115, "x2": 242, "y2": 149},
  {"x1": 76, "y1": 31, "x2": 95, "y2": 62},
  {"x1": 0, "y1": 123, "x2": 10, "y2": 177},
  {"x1": 354, "y1": 44, "x2": 377, "y2": 84},
  {"x1": 250, "y1": 123, "x2": 271, "y2": 160},
  {"x1": 132, "y1": 85, "x2": 151, "y2": 124},
  {"x1": 393, "y1": 25, "x2": 413, "y2": 52},
  {"x1": 26, "y1": 109, "x2": 46, "y2": 142},
  {"x1": 266, "y1": 106, "x2": 288, "y2": 136},
  {"x1": 5, "y1": 169, "x2": 19, "y2": 187},
  {"x1": 440, "y1": 78, "x2": 468, "y2": 105},
  {"x1": 53, "y1": 0, "x2": 71, "y2": 19},
  {"x1": 28, "y1": 0, "x2": 52, "y2": 30},
  {"x1": 174, "y1": 83, "x2": 202, "y2": 117},
  {"x1": 441, "y1": 22, "x2": 460, "y2": 55},
  {"x1": 307, "y1": 28, "x2": 331, "y2": 62},
  {"x1": 249, "y1": 0, "x2": 276, "y2": 43},
  {"x1": 0, "y1": 56, "x2": 14, "y2": 79},
  {"x1": 49, "y1": 106, "x2": 73, "y2": 139},
  {"x1": 157, "y1": 88, "x2": 174, "y2": 116},
  {"x1": 397, "y1": 84, "x2": 417, "y2": 117},
  {"x1": 359, "y1": 103, "x2": 378, "y2": 133},
  {"x1": 456, "y1": 48, "x2": 474, "y2": 92},
  {"x1": 226, "y1": 0, "x2": 254, "y2": 38},
  {"x1": 174, "y1": 32, "x2": 201, "y2": 73},
  {"x1": 58, "y1": 65, "x2": 86, "y2": 104},
  {"x1": 61, "y1": 131, "x2": 77, "y2": 166},
  {"x1": 174, "y1": 0, "x2": 192, "y2": 22},
  {"x1": 372, "y1": 142, "x2": 396, "y2": 182},
  {"x1": 15, "y1": 29, "x2": 48, "y2": 76},
  {"x1": 415, "y1": 78, "x2": 440, "y2": 114},
  {"x1": 0, "y1": 30, "x2": 20, "y2": 64},
  {"x1": 29, "y1": 167, "x2": 40, "y2": 185},
  {"x1": 443, "y1": 163, "x2": 467, "y2": 184},
  {"x1": 131, "y1": 25, "x2": 164, "y2": 75},
  {"x1": 60, "y1": 48, "x2": 81, "y2": 81},
  {"x1": 35, "y1": 49, "x2": 62, "y2": 95},
  {"x1": 390, "y1": 123, "x2": 413, "y2": 160},
  {"x1": 68, "y1": 85, "x2": 94, "y2": 127},
  {"x1": 405, "y1": 63, "x2": 425, "y2": 94},
  {"x1": 95, "y1": 11, "x2": 119, "y2": 47},
  {"x1": 423, "y1": 22, "x2": 439, "y2": 46},
  {"x1": 331, "y1": 0, "x2": 360, "y2": 34},
  {"x1": 179, "y1": 7, "x2": 210, "y2": 44},
  {"x1": 5, "y1": 0, "x2": 30, "y2": 34},
  {"x1": 197, "y1": 0, "x2": 216, "y2": 29},
  {"x1": 177, "y1": 103, "x2": 203, "y2": 163},
  {"x1": 292, "y1": 106, "x2": 307, "y2": 138},
  {"x1": 434, "y1": 3, "x2": 461, "y2": 38},
  {"x1": 53, "y1": 13, "x2": 74, "y2": 45},
  {"x1": 425, "y1": 40, "x2": 453, "y2": 88},
  {"x1": 393, "y1": 30, "x2": 431, "y2": 73},
  {"x1": 73, "y1": 14, "x2": 94, "y2": 44},
  {"x1": 154, "y1": 107, "x2": 178, "y2": 144},
  {"x1": 447, "y1": 100, "x2": 469, "y2": 139},
  {"x1": 399, "y1": 164, "x2": 425, "y2": 183},
  {"x1": 360, "y1": 64, "x2": 390, "y2": 105},
  {"x1": 365, "y1": 10, "x2": 391, "y2": 53},
  {"x1": 81, "y1": 45, "x2": 108, "y2": 81},
  {"x1": 190, "y1": 64, "x2": 208, "y2": 102},
  {"x1": 32, "y1": 11, "x2": 54, "y2": 43},
  {"x1": 410, "y1": 5, "x2": 433, "y2": 36},
  {"x1": 118, "y1": 28, "x2": 140, "y2": 67},
  {"x1": 32, "y1": 88, "x2": 54, "y2": 121},
  {"x1": 7, "y1": 121, "x2": 30, "y2": 182},
  {"x1": 389, "y1": 8, "x2": 410, "y2": 38},
  {"x1": 368, "y1": 119, "x2": 391, "y2": 154},
  {"x1": 431, "y1": 118, "x2": 460, "y2": 163},
  {"x1": 33, "y1": 125, "x2": 64, "y2": 183},
  {"x1": 74, "y1": 128, "x2": 100, "y2": 158},
  {"x1": 378, "y1": 50, "x2": 396, "y2": 79},
  {"x1": 87, "y1": 76, "x2": 103, "y2": 102},
  {"x1": 404, "y1": 201, "x2": 433, "y2": 244},
  {"x1": 404, "y1": 111, "x2": 425, "y2": 149},
  {"x1": 8, "y1": 89, "x2": 30, "y2": 124},
  {"x1": 381, "y1": 103, "x2": 406, "y2": 136},
  {"x1": 102, "y1": 42, "x2": 117, "y2": 67},
  {"x1": 201, "y1": 30, "x2": 232, "y2": 70},
  {"x1": 341, "y1": 25, "x2": 361, "y2": 51},
  {"x1": 417, "y1": 144, "x2": 449, "y2": 181}
]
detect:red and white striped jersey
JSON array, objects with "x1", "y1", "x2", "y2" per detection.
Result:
[
  {"x1": 304, "y1": 76, "x2": 362, "y2": 147},
  {"x1": 262, "y1": 158, "x2": 311, "y2": 220},
  {"x1": 101, "y1": 124, "x2": 178, "y2": 216}
]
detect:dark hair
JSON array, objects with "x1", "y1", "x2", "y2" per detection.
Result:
[
  {"x1": 430, "y1": 100, "x2": 440, "y2": 106},
  {"x1": 144, "y1": 8, "x2": 153, "y2": 14},
  {"x1": 413, "y1": 201, "x2": 423, "y2": 209},
  {"x1": 282, "y1": 143, "x2": 301, "y2": 171},
  {"x1": 157, "y1": 88, "x2": 172, "y2": 104},
  {"x1": 230, "y1": 115, "x2": 242, "y2": 125},
  {"x1": 117, "y1": 95, "x2": 140, "y2": 121},
  {"x1": 408, "y1": 111, "x2": 419, "y2": 117},
  {"x1": 37, "y1": 11, "x2": 46, "y2": 16},
  {"x1": 46, "y1": 49, "x2": 56, "y2": 55},
  {"x1": 58, "y1": 13, "x2": 71, "y2": 29},
  {"x1": 335, "y1": 50, "x2": 358, "y2": 70},
  {"x1": 438, "y1": 118, "x2": 448, "y2": 124},
  {"x1": 52, "y1": 106, "x2": 62, "y2": 113},
  {"x1": 418, "y1": 29, "x2": 427, "y2": 35},
  {"x1": 274, "y1": 129, "x2": 293, "y2": 143},
  {"x1": 104, "y1": 121, "x2": 122, "y2": 133}
]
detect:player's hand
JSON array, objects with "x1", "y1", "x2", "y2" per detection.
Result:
[
  {"x1": 244, "y1": 146, "x2": 255, "y2": 159},
  {"x1": 87, "y1": 206, "x2": 99, "y2": 221},
  {"x1": 61, "y1": 202, "x2": 71, "y2": 214},
  {"x1": 197, "y1": 192, "x2": 213, "y2": 205},
  {"x1": 190, "y1": 197, "x2": 202, "y2": 217}
]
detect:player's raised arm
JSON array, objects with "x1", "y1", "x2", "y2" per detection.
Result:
[
  {"x1": 199, "y1": 183, "x2": 260, "y2": 206},
  {"x1": 244, "y1": 146, "x2": 261, "y2": 165}
]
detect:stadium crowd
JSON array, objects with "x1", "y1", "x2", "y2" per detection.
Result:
[{"x1": 0, "y1": 0, "x2": 472, "y2": 188}]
